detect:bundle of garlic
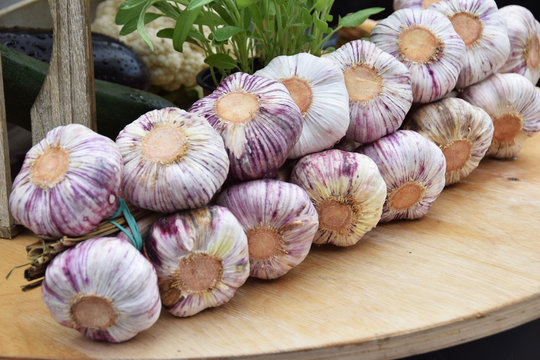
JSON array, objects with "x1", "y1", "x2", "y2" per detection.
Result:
[
  {"x1": 326, "y1": 40, "x2": 413, "y2": 144},
  {"x1": 460, "y1": 73, "x2": 540, "y2": 159},
  {"x1": 290, "y1": 150, "x2": 386, "y2": 247},
  {"x1": 403, "y1": 97, "x2": 494, "y2": 185},
  {"x1": 145, "y1": 206, "x2": 249, "y2": 317},
  {"x1": 116, "y1": 107, "x2": 229, "y2": 213},
  {"x1": 190, "y1": 72, "x2": 303, "y2": 180},
  {"x1": 9, "y1": 124, "x2": 123, "y2": 239},
  {"x1": 498, "y1": 5, "x2": 540, "y2": 85},
  {"x1": 41, "y1": 237, "x2": 161, "y2": 342},
  {"x1": 371, "y1": 8, "x2": 465, "y2": 103},
  {"x1": 357, "y1": 130, "x2": 446, "y2": 222},
  {"x1": 217, "y1": 179, "x2": 318, "y2": 279},
  {"x1": 393, "y1": 0, "x2": 441, "y2": 11},
  {"x1": 254, "y1": 53, "x2": 349, "y2": 158},
  {"x1": 429, "y1": 0, "x2": 510, "y2": 88}
]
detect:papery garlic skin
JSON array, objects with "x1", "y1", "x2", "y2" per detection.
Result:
[
  {"x1": 217, "y1": 179, "x2": 318, "y2": 279},
  {"x1": 394, "y1": 0, "x2": 442, "y2": 11},
  {"x1": 9, "y1": 124, "x2": 122, "y2": 239},
  {"x1": 190, "y1": 72, "x2": 303, "y2": 180},
  {"x1": 498, "y1": 5, "x2": 540, "y2": 85},
  {"x1": 371, "y1": 8, "x2": 465, "y2": 103},
  {"x1": 429, "y1": 0, "x2": 510, "y2": 88},
  {"x1": 327, "y1": 40, "x2": 413, "y2": 144},
  {"x1": 116, "y1": 107, "x2": 229, "y2": 213},
  {"x1": 290, "y1": 150, "x2": 386, "y2": 247},
  {"x1": 145, "y1": 206, "x2": 249, "y2": 317},
  {"x1": 254, "y1": 53, "x2": 349, "y2": 158},
  {"x1": 41, "y1": 237, "x2": 161, "y2": 343},
  {"x1": 357, "y1": 130, "x2": 446, "y2": 222},
  {"x1": 460, "y1": 73, "x2": 540, "y2": 159},
  {"x1": 403, "y1": 98, "x2": 494, "y2": 185}
]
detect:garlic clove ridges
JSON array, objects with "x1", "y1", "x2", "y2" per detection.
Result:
[
  {"x1": 327, "y1": 40, "x2": 413, "y2": 144},
  {"x1": 9, "y1": 124, "x2": 123, "y2": 239},
  {"x1": 217, "y1": 179, "x2": 318, "y2": 279},
  {"x1": 394, "y1": 0, "x2": 442, "y2": 11},
  {"x1": 116, "y1": 107, "x2": 229, "y2": 213}
]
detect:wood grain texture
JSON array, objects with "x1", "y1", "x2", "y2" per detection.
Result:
[
  {"x1": 29, "y1": 0, "x2": 96, "y2": 144},
  {"x1": 1, "y1": 138, "x2": 540, "y2": 359}
]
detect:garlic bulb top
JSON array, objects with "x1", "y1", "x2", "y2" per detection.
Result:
[
  {"x1": 217, "y1": 179, "x2": 318, "y2": 279},
  {"x1": 116, "y1": 107, "x2": 229, "y2": 213},
  {"x1": 9, "y1": 124, "x2": 122, "y2": 239},
  {"x1": 190, "y1": 72, "x2": 303, "y2": 180},
  {"x1": 429, "y1": 0, "x2": 510, "y2": 88},
  {"x1": 41, "y1": 237, "x2": 161, "y2": 342},
  {"x1": 371, "y1": 8, "x2": 466, "y2": 103},
  {"x1": 254, "y1": 53, "x2": 349, "y2": 159},
  {"x1": 394, "y1": 0, "x2": 442, "y2": 11},
  {"x1": 498, "y1": 5, "x2": 540, "y2": 85},
  {"x1": 327, "y1": 40, "x2": 413, "y2": 144},
  {"x1": 145, "y1": 206, "x2": 249, "y2": 317}
]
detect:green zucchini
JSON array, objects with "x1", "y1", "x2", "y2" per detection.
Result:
[{"x1": 1, "y1": 44, "x2": 175, "y2": 139}]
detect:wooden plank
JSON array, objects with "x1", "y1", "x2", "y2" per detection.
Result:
[
  {"x1": 29, "y1": 0, "x2": 96, "y2": 144},
  {"x1": 1, "y1": 138, "x2": 540, "y2": 359}
]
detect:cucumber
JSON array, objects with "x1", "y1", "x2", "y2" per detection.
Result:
[{"x1": 1, "y1": 44, "x2": 175, "y2": 140}]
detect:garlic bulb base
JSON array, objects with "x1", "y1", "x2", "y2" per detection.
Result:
[
  {"x1": 70, "y1": 294, "x2": 118, "y2": 331},
  {"x1": 141, "y1": 125, "x2": 188, "y2": 164},
  {"x1": 246, "y1": 227, "x2": 284, "y2": 261},
  {"x1": 281, "y1": 77, "x2": 313, "y2": 113},
  {"x1": 442, "y1": 139, "x2": 472, "y2": 172},
  {"x1": 215, "y1": 91, "x2": 260, "y2": 123},
  {"x1": 317, "y1": 199, "x2": 354, "y2": 234},
  {"x1": 492, "y1": 113, "x2": 523, "y2": 144},
  {"x1": 398, "y1": 26, "x2": 442, "y2": 63},
  {"x1": 30, "y1": 147, "x2": 69, "y2": 189},
  {"x1": 450, "y1": 13, "x2": 482, "y2": 47},
  {"x1": 388, "y1": 182, "x2": 426, "y2": 211},
  {"x1": 344, "y1": 65, "x2": 383, "y2": 101}
]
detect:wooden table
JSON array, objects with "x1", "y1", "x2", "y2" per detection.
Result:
[{"x1": 2, "y1": 139, "x2": 540, "y2": 360}]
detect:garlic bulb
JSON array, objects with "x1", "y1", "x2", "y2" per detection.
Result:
[
  {"x1": 371, "y1": 8, "x2": 466, "y2": 103},
  {"x1": 217, "y1": 179, "x2": 318, "y2": 279},
  {"x1": 290, "y1": 150, "x2": 386, "y2": 247},
  {"x1": 327, "y1": 40, "x2": 413, "y2": 144},
  {"x1": 41, "y1": 237, "x2": 161, "y2": 342},
  {"x1": 116, "y1": 107, "x2": 229, "y2": 213},
  {"x1": 9, "y1": 124, "x2": 122, "y2": 239},
  {"x1": 429, "y1": 0, "x2": 510, "y2": 88},
  {"x1": 498, "y1": 5, "x2": 540, "y2": 85},
  {"x1": 189, "y1": 72, "x2": 303, "y2": 180},
  {"x1": 254, "y1": 53, "x2": 349, "y2": 158},
  {"x1": 460, "y1": 73, "x2": 540, "y2": 159},
  {"x1": 145, "y1": 206, "x2": 249, "y2": 317},
  {"x1": 394, "y1": 0, "x2": 442, "y2": 11},
  {"x1": 403, "y1": 97, "x2": 494, "y2": 185},
  {"x1": 357, "y1": 130, "x2": 446, "y2": 222}
]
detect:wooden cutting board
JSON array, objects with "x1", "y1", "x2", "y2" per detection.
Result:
[{"x1": 1, "y1": 139, "x2": 540, "y2": 360}]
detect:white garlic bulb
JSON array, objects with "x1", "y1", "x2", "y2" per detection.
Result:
[
  {"x1": 290, "y1": 150, "x2": 386, "y2": 247},
  {"x1": 357, "y1": 130, "x2": 446, "y2": 222},
  {"x1": 429, "y1": 0, "x2": 510, "y2": 88},
  {"x1": 145, "y1": 206, "x2": 249, "y2": 317},
  {"x1": 403, "y1": 97, "x2": 494, "y2": 185},
  {"x1": 327, "y1": 40, "x2": 413, "y2": 144},
  {"x1": 394, "y1": 0, "x2": 442, "y2": 11},
  {"x1": 460, "y1": 73, "x2": 540, "y2": 159},
  {"x1": 116, "y1": 107, "x2": 229, "y2": 213},
  {"x1": 9, "y1": 124, "x2": 122, "y2": 239},
  {"x1": 41, "y1": 237, "x2": 161, "y2": 342},
  {"x1": 217, "y1": 179, "x2": 318, "y2": 279},
  {"x1": 371, "y1": 8, "x2": 465, "y2": 103},
  {"x1": 254, "y1": 53, "x2": 349, "y2": 159},
  {"x1": 498, "y1": 5, "x2": 540, "y2": 85}
]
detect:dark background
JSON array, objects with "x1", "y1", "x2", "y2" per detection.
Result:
[{"x1": 329, "y1": 2, "x2": 540, "y2": 359}]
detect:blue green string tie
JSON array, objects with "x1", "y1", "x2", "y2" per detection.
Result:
[{"x1": 109, "y1": 197, "x2": 143, "y2": 251}]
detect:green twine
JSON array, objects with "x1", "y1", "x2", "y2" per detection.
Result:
[{"x1": 109, "y1": 197, "x2": 143, "y2": 251}]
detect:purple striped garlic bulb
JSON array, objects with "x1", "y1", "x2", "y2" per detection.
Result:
[
  {"x1": 498, "y1": 5, "x2": 540, "y2": 85},
  {"x1": 460, "y1": 73, "x2": 540, "y2": 159},
  {"x1": 429, "y1": 0, "x2": 510, "y2": 88},
  {"x1": 357, "y1": 130, "x2": 446, "y2": 222},
  {"x1": 327, "y1": 40, "x2": 413, "y2": 144},
  {"x1": 403, "y1": 98, "x2": 494, "y2": 185},
  {"x1": 41, "y1": 237, "x2": 161, "y2": 343},
  {"x1": 254, "y1": 53, "x2": 349, "y2": 158},
  {"x1": 217, "y1": 179, "x2": 318, "y2": 279},
  {"x1": 9, "y1": 124, "x2": 122, "y2": 239},
  {"x1": 371, "y1": 8, "x2": 465, "y2": 103},
  {"x1": 290, "y1": 150, "x2": 386, "y2": 247},
  {"x1": 190, "y1": 72, "x2": 303, "y2": 180},
  {"x1": 393, "y1": 0, "x2": 442, "y2": 11},
  {"x1": 116, "y1": 107, "x2": 229, "y2": 213},
  {"x1": 145, "y1": 206, "x2": 249, "y2": 317}
]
